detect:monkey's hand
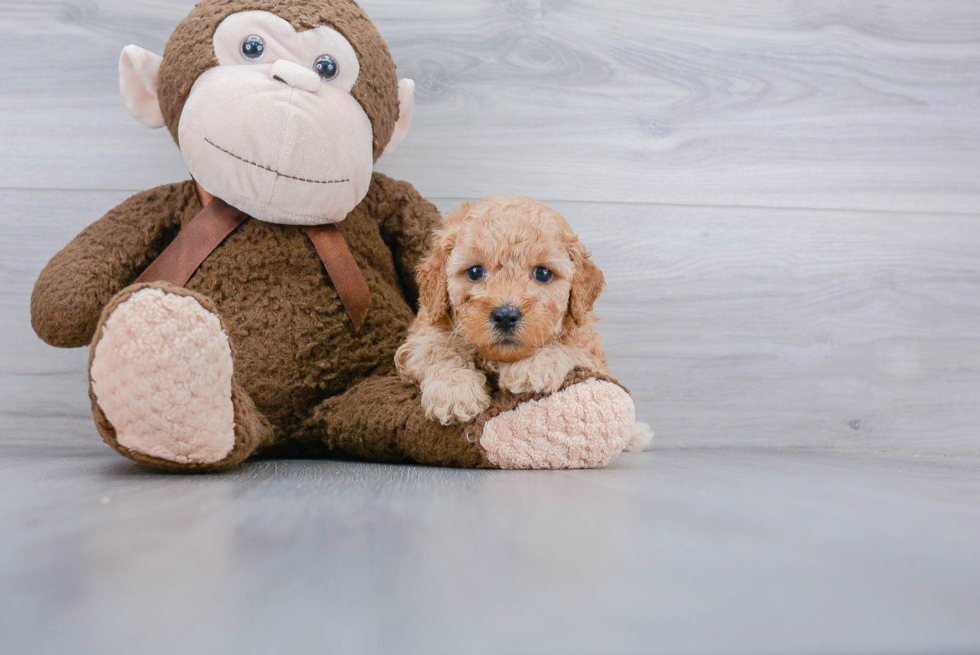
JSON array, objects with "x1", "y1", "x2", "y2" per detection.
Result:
[
  {"x1": 31, "y1": 184, "x2": 185, "y2": 348},
  {"x1": 498, "y1": 345, "x2": 575, "y2": 395},
  {"x1": 420, "y1": 367, "x2": 491, "y2": 425}
]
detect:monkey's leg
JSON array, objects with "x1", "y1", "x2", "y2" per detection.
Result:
[
  {"x1": 298, "y1": 375, "x2": 490, "y2": 467},
  {"x1": 88, "y1": 282, "x2": 276, "y2": 472},
  {"x1": 300, "y1": 368, "x2": 635, "y2": 469}
]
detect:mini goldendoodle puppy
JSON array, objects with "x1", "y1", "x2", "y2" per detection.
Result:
[{"x1": 395, "y1": 195, "x2": 653, "y2": 451}]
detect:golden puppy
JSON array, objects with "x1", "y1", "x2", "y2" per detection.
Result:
[{"x1": 396, "y1": 195, "x2": 652, "y2": 451}]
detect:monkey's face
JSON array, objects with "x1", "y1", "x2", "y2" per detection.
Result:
[{"x1": 177, "y1": 11, "x2": 374, "y2": 225}]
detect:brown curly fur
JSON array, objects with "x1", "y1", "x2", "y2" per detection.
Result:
[
  {"x1": 35, "y1": 174, "x2": 428, "y2": 435},
  {"x1": 30, "y1": 0, "x2": 489, "y2": 470},
  {"x1": 395, "y1": 195, "x2": 608, "y2": 425},
  {"x1": 30, "y1": 2, "x2": 634, "y2": 471}
]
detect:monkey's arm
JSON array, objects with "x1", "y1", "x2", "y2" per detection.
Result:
[
  {"x1": 31, "y1": 182, "x2": 193, "y2": 348},
  {"x1": 371, "y1": 172, "x2": 443, "y2": 309}
]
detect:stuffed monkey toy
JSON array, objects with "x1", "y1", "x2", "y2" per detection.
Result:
[{"x1": 30, "y1": 0, "x2": 637, "y2": 471}]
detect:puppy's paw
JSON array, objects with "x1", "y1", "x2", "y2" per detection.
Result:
[
  {"x1": 498, "y1": 348, "x2": 574, "y2": 395},
  {"x1": 421, "y1": 368, "x2": 491, "y2": 425}
]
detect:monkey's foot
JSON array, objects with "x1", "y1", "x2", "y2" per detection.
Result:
[
  {"x1": 479, "y1": 374, "x2": 635, "y2": 469},
  {"x1": 90, "y1": 284, "x2": 239, "y2": 468}
]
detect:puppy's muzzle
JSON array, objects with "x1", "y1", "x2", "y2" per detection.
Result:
[{"x1": 490, "y1": 305, "x2": 522, "y2": 334}]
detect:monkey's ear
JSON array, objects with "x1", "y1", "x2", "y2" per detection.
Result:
[
  {"x1": 382, "y1": 79, "x2": 415, "y2": 156},
  {"x1": 119, "y1": 45, "x2": 165, "y2": 129}
]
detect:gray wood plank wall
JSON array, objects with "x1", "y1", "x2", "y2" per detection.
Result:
[{"x1": 2, "y1": 0, "x2": 979, "y2": 451}]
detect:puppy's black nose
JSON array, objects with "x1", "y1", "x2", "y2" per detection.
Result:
[{"x1": 490, "y1": 305, "x2": 522, "y2": 333}]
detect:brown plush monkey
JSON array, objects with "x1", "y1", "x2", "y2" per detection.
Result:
[{"x1": 30, "y1": 0, "x2": 637, "y2": 471}]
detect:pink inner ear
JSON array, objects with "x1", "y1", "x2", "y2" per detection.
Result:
[
  {"x1": 119, "y1": 45, "x2": 166, "y2": 129},
  {"x1": 383, "y1": 79, "x2": 415, "y2": 156}
]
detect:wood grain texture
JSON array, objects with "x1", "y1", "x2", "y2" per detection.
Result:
[
  {"x1": 2, "y1": 449, "x2": 979, "y2": 655},
  {"x1": 539, "y1": 200, "x2": 980, "y2": 452},
  {"x1": 6, "y1": 189, "x2": 980, "y2": 452},
  {"x1": 1, "y1": 1, "x2": 978, "y2": 212}
]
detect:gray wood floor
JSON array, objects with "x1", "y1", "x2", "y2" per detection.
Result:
[
  {"x1": 3, "y1": 448, "x2": 980, "y2": 655},
  {"x1": 2, "y1": 1, "x2": 979, "y2": 653}
]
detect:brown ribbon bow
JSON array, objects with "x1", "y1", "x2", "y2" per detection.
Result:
[{"x1": 136, "y1": 185, "x2": 371, "y2": 331}]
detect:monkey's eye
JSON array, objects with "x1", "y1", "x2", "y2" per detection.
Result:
[
  {"x1": 314, "y1": 55, "x2": 339, "y2": 80},
  {"x1": 533, "y1": 266, "x2": 554, "y2": 283},
  {"x1": 465, "y1": 266, "x2": 485, "y2": 282},
  {"x1": 240, "y1": 35, "x2": 266, "y2": 61}
]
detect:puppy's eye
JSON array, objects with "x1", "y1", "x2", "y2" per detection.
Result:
[
  {"x1": 465, "y1": 265, "x2": 485, "y2": 281},
  {"x1": 533, "y1": 266, "x2": 554, "y2": 283},
  {"x1": 241, "y1": 35, "x2": 266, "y2": 61}
]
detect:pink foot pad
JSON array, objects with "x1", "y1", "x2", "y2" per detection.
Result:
[
  {"x1": 480, "y1": 378, "x2": 635, "y2": 469},
  {"x1": 90, "y1": 288, "x2": 236, "y2": 464}
]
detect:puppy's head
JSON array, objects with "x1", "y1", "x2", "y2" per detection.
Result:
[{"x1": 416, "y1": 195, "x2": 604, "y2": 362}]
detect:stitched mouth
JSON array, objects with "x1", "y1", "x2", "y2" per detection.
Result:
[{"x1": 204, "y1": 138, "x2": 350, "y2": 185}]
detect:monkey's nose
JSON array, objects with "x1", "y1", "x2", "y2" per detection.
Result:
[
  {"x1": 490, "y1": 305, "x2": 522, "y2": 333},
  {"x1": 270, "y1": 59, "x2": 321, "y2": 94}
]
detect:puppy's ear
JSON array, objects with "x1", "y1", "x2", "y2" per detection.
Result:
[
  {"x1": 567, "y1": 238, "x2": 605, "y2": 326},
  {"x1": 417, "y1": 208, "x2": 468, "y2": 324}
]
